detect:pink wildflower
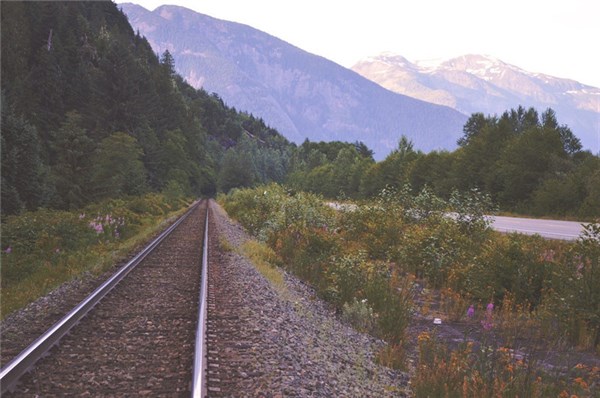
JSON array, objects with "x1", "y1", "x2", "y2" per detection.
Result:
[
  {"x1": 5, "y1": 246, "x2": 12, "y2": 254},
  {"x1": 482, "y1": 319, "x2": 494, "y2": 330},
  {"x1": 481, "y1": 302, "x2": 494, "y2": 330},
  {"x1": 467, "y1": 305, "x2": 475, "y2": 318},
  {"x1": 89, "y1": 221, "x2": 103, "y2": 234},
  {"x1": 542, "y1": 249, "x2": 555, "y2": 262}
]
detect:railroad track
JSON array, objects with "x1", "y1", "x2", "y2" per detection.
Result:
[{"x1": 1, "y1": 200, "x2": 210, "y2": 397}]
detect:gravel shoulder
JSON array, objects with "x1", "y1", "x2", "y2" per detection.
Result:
[{"x1": 209, "y1": 200, "x2": 409, "y2": 397}]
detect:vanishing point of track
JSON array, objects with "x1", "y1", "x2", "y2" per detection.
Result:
[{"x1": 1, "y1": 200, "x2": 210, "y2": 397}]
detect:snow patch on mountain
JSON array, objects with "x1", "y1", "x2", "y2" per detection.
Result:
[{"x1": 352, "y1": 53, "x2": 600, "y2": 153}]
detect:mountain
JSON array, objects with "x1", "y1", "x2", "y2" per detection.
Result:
[
  {"x1": 352, "y1": 53, "x2": 599, "y2": 153},
  {"x1": 119, "y1": 4, "x2": 468, "y2": 159}
]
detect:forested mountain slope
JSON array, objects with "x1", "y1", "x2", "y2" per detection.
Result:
[{"x1": 1, "y1": 1, "x2": 291, "y2": 215}]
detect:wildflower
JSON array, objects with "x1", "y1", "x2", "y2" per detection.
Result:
[
  {"x1": 79, "y1": 213, "x2": 86, "y2": 219},
  {"x1": 467, "y1": 305, "x2": 475, "y2": 318},
  {"x1": 418, "y1": 331, "x2": 431, "y2": 343},
  {"x1": 481, "y1": 302, "x2": 494, "y2": 330},
  {"x1": 542, "y1": 249, "x2": 555, "y2": 262},
  {"x1": 573, "y1": 377, "x2": 588, "y2": 389},
  {"x1": 55, "y1": 248, "x2": 60, "y2": 253},
  {"x1": 4, "y1": 246, "x2": 12, "y2": 254},
  {"x1": 481, "y1": 319, "x2": 494, "y2": 331},
  {"x1": 89, "y1": 221, "x2": 104, "y2": 234}
]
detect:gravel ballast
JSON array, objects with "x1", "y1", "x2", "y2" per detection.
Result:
[{"x1": 207, "y1": 201, "x2": 409, "y2": 397}]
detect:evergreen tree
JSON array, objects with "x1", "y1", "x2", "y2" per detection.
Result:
[
  {"x1": 1, "y1": 99, "x2": 45, "y2": 214},
  {"x1": 90, "y1": 132, "x2": 148, "y2": 199},
  {"x1": 50, "y1": 111, "x2": 95, "y2": 209}
]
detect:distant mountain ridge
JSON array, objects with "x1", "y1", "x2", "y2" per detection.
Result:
[
  {"x1": 120, "y1": 3, "x2": 468, "y2": 159},
  {"x1": 352, "y1": 53, "x2": 599, "y2": 153}
]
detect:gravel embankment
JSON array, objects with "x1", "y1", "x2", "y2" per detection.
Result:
[{"x1": 208, "y1": 201, "x2": 410, "y2": 397}]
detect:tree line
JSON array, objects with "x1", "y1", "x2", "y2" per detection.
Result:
[{"x1": 287, "y1": 107, "x2": 599, "y2": 219}]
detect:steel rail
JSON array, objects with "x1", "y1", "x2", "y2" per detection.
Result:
[
  {"x1": 0, "y1": 201, "x2": 201, "y2": 394},
  {"x1": 192, "y1": 203, "x2": 209, "y2": 397}
]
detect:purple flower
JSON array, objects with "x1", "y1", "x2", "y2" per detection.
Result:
[
  {"x1": 481, "y1": 319, "x2": 494, "y2": 330},
  {"x1": 89, "y1": 221, "x2": 104, "y2": 234},
  {"x1": 481, "y1": 302, "x2": 494, "y2": 330},
  {"x1": 55, "y1": 248, "x2": 61, "y2": 253},
  {"x1": 467, "y1": 305, "x2": 475, "y2": 318},
  {"x1": 4, "y1": 246, "x2": 12, "y2": 254}
]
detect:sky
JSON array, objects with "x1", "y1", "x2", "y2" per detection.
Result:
[{"x1": 115, "y1": 0, "x2": 600, "y2": 88}]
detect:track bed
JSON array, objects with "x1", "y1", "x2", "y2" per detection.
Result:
[{"x1": 5, "y1": 203, "x2": 206, "y2": 396}]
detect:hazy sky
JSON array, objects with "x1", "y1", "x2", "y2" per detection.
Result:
[{"x1": 115, "y1": 0, "x2": 600, "y2": 88}]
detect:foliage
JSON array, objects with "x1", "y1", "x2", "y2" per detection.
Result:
[
  {"x1": 1, "y1": 1, "x2": 293, "y2": 217},
  {"x1": 241, "y1": 240, "x2": 288, "y2": 296},
  {"x1": 220, "y1": 184, "x2": 414, "y2": 349},
  {"x1": 222, "y1": 183, "x2": 600, "y2": 380},
  {"x1": 287, "y1": 139, "x2": 374, "y2": 198},
  {"x1": 342, "y1": 297, "x2": 377, "y2": 334},
  {"x1": 284, "y1": 106, "x2": 598, "y2": 220},
  {"x1": 1, "y1": 98, "x2": 46, "y2": 214},
  {"x1": 544, "y1": 222, "x2": 600, "y2": 350},
  {"x1": 412, "y1": 331, "x2": 577, "y2": 398},
  {"x1": 1, "y1": 194, "x2": 190, "y2": 317}
]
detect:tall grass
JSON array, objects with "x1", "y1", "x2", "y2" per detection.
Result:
[{"x1": 241, "y1": 239, "x2": 288, "y2": 297}]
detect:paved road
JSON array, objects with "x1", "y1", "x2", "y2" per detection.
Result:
[
  {"x1": 488, "y1": 215, "x2": 587, "y2": 241},
  {"x1": 327, "y1": 202, "x2": 592, "y2": 241}
]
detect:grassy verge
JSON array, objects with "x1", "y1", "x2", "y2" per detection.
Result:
[
  {"x1": 240, "y1": 239, "x2": 288, "y2": 297},
  {"x1": 1, "y1": 194, "x2": 192, "y2": 319}
]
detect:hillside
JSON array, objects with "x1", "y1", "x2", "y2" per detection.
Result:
[
  {"x1": 119, "y1": 3, "x2": 468, "y2": 159},
  {"x1": 352, "y1": 53, "x2": 600, "y2": 153},
  {"x1": 1, "y1": 1, "x2": 291, "y2": 215}
]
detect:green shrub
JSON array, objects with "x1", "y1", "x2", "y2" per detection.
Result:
[
  {"x1": 342, "y1": 297, "x2": 376, "y2": 333},
  {"x1": 544, "y1": 223, "x2": 600, "y2": 350}
]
